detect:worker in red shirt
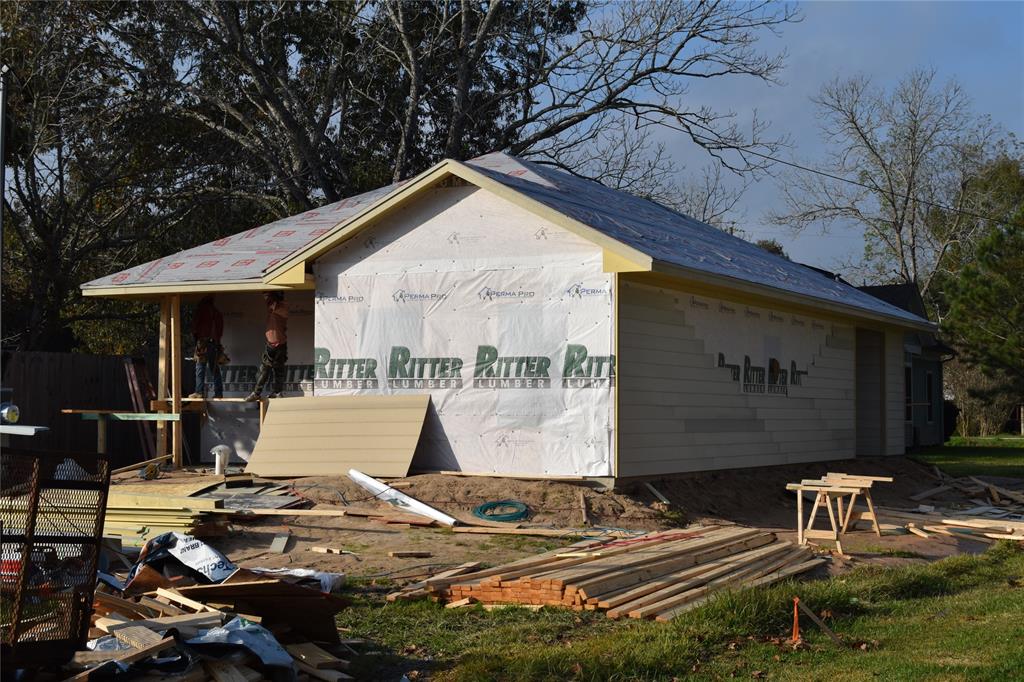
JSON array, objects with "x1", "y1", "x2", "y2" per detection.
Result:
[
  {"x1": 246, "y1": 291, "x2": 289, "y2": 400},
  {"x1": 190, "y1": 295, "x2": 224, "y2": 399}
]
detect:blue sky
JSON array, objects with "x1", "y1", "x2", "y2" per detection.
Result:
[{"x1": 660, "y1": 1, "x2": 1024, "y2": 275}]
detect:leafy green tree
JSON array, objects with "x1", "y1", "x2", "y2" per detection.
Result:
[{"x1": 943, "y1": 209, "x2": 1024, "y2": 398}]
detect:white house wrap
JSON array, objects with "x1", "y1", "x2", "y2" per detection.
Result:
[{"x1": 313, "y1": 185, "x2": 615, "y2": 476}]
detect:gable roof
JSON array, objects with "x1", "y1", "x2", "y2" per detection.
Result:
[{"x1": 83, "y1": 152, "x2": 932, "y2": 330}]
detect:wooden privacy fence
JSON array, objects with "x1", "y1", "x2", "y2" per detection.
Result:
[{"x1": 1, "y1": 351, "x2": 169, "y2": 469}]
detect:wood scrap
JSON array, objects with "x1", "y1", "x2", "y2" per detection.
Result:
[
  {"x1": 294, "y1": 660, "x2": 354, "y2": 681},
  {"x1": 389, "y1": 551, "x2": 432, "y2": 558},
  {"x1": 66, "y1": 637, "x2": 177, "y2": 680},
  {"x1": 445, "y1": 597, "x2": 475, "y2": 609},
  {"x1": 969, "y1": 477, "x2": 1024, "y2": 504},
  {"x1": 270, "y1": 531, "x2": 291, "y2": 554},
  {"x1": 909, "y1": 485, "x2": 952, "y2": 501},
  {"x1": 112, "y1": 624, "x2": 166, "y2": 649},
  {"x1": 154, "y1": 587, "x2": 224, "y2": 615},
  {"x1": 643, "y1": 482, "x2": 671, "y2": 505},
  {"x1": 579, "y1": 490, "x2": 590, "y2": 526},
  {"x1": 285, "y1": 642, "x2": 349, "y2": 670},
  {"x1": 311, "y1": 546, "x2": 358, "y2": 557},
  {"x1": 905, "y1": 524, "x2": 931, "y2": 538}
]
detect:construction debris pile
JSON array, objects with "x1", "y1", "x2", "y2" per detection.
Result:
[
  {"x1": 884, "y1": 471, "x2": 1024, "y2": 544},
  {"x1": 388, "y1": 525, "x2": 825, "y2": 621},
  {"x1": 68, "y1": 533, "x2": 355, "y2": 681},
  {"x1": 875, "y1": 505, "x2": 1024, "y2": 543}
]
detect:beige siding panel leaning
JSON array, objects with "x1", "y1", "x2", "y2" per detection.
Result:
[
  {"x1": 245, "y1": 395, "x2": 430, "y2": 477},
  {"x1": 617, "y1": 281, "x2": 857, "y2": 477}
]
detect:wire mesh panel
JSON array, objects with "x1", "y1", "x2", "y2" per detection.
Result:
[{"x1": 1, "y1": 450, "x2": 110, "y2": 668}]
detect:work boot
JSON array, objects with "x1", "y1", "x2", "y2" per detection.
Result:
[
  {"x1": 188, "y1": 392, "x2": 204, "y2": 399},
  {"x1": 244, "y1": 392, "x2": 261, "y2": 402}
]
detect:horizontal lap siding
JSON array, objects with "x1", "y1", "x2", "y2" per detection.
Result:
[
  {"x1": 617, "y1": 281, "x2": 856, "y2": 476},
  {"x1": 885, "y1": 330, "x2": 906, "y2": 455}
]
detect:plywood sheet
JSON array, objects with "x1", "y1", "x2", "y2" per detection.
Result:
[{"x1": 245, "y1": 395, "x2": 429, "y2": 478}]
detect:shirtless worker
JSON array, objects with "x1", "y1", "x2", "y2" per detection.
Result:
[{"x1": 245, "y1": 291, "x2": 289, "y2": 401}]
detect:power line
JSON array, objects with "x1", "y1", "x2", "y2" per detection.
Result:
[{"x1": 666, "y1": 118, "x2": 1013, "y2": 226}]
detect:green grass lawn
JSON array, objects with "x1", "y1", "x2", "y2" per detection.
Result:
[
  {"x1": 912, "y1": 435, "x2": 1024, "y2": 478},
  {"x1": 338, "y1": 543, "x2": 1024, "y2": 681}
]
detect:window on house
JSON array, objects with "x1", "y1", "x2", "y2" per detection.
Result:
[
  {"x1": 905, "y1": 366, "x2": 913, "y2": 421},
  {"x1": 926, "y1": 371, "x2": 935, "y2": 423}
]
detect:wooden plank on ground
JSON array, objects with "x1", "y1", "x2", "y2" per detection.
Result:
[
  {"x1": 270, "y1": 531, "x2": 291, "y2": 554},
  {"x1": 909, "y1": 485, "x2": 952, "y2": 501},
  {"x1": 293, "y1": 659, "x2": 354, "y2": 681},
  {"x1": 389, "y1": 551, "x2": 432, "y2": 558},
  {"x1": 285, "y1": 642, "x2": 349, "y2": 670},
  {"x1": 66, "y1": 637, "x2": 177, "y2": 680}
]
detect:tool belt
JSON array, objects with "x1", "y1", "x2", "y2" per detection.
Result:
[{"x1": 194, "y1": 338, "x2": 229, "y2": 364}]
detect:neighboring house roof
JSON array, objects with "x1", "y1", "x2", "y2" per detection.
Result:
[
  {"x1": 858, "y1": 283, "x2": 952, "y2": 354},
  {"x1": 83, "y1": 152, "x2": 932, "y2": 329},
  {"x1": 858, "y1": 283, "x2": 929, "y2": 319}
]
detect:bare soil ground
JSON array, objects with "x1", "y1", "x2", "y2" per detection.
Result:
[{"x1": 112, "y1": 456, "x2": 1012, "y2": 580}]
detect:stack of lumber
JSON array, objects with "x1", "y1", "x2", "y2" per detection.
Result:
[
  {"x1": 103, "y1": 491, "x2": 229, "y2": 545},
  {"x1": 389, "y1": 525, "x2": 825, "y2": 621},
  {"x1": 70, "y1": 570, "x2": 356, "y2": 681},
  {"x1": 873, "y1": 504, "x2": 1024, "y2": 543}
]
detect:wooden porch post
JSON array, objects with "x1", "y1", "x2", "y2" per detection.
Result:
[
  {"x1": 169, "y1": 294, "x2": 183, "y2": 467},
  {"x1": 156, "y1": 298, "x2": 170, "y2": 457}
]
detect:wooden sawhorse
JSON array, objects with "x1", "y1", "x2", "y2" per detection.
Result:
[{"x1": 787, "y1": 474, "x2": 891, "y2": 553}]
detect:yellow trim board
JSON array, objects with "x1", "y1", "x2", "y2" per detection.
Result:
[
  {"x1": 639, "y1": 264, "x2": 935, "y2": 333},
  {"x1": 82, "y1": 278, "x2": 313, "y2": 299}
]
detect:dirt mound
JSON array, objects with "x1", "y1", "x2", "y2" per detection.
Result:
[
  {"x1": 287, "y1": 473, "x2": 667, "y2": 530},
  {"x1": 624, "y1": 456, "x2": 943, "y2": 529}
]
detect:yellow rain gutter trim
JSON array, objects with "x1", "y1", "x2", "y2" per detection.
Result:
[
  {"x1": 646, "y1": 262, "x2": 937, "y2": 332},
  {"x1": 81, "y1": 277, "x2": 313, "y2": 300}
]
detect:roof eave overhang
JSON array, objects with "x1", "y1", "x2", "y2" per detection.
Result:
[
  {"x1": 648, "y1": 261, "x2": 937, "y2": 332},
  {"x1": 81, "y1": 276, "x2": 314, "y2": 300}
]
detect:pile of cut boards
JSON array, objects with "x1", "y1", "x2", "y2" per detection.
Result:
[
  {"x1": 102, "y1": 491, "x2": 230, "y2": 545},
  {"x1": 873, "y1": 504, "x2": 1024, "y2": 543},
  {"x1": 68, "y1": 568, "x2": 356, "y2": 681},
  {"x1": 388, "y1": 525, "x2": 825, "y2": 622},
  {"x1": 911, "y1": 472, "x2": 1024, "y2": 511}
]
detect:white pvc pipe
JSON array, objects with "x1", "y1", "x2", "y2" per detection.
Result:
[{"x1": 348, "y1": 469, "x2": 458, "y2": 526}]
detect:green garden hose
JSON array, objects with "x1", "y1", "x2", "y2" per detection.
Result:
[{"x1": 472, "y1": 500, "x2": 530, "y2": 523}]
